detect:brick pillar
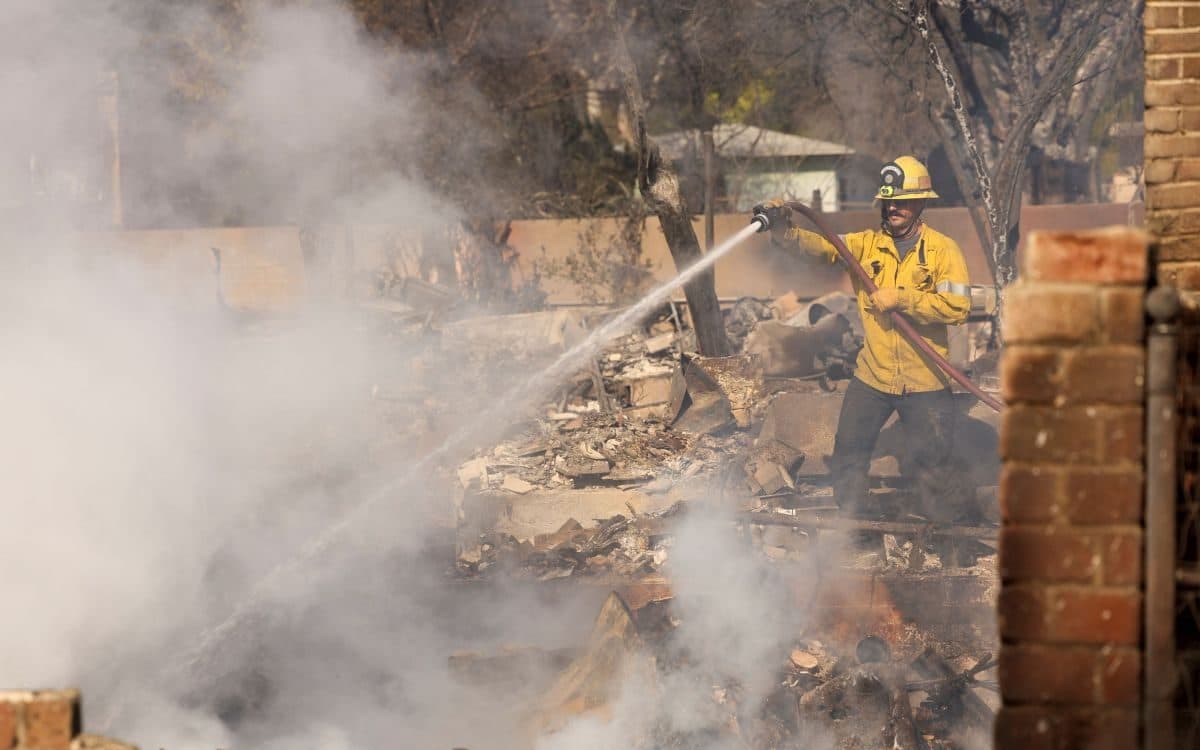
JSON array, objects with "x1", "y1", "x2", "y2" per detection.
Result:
[
  {"x1": 0, "y1": 690, "x2": 79, "y2": 750},
  {"x1": 1146, "y1": 1, "x2": 1200, "y2": 263},
  {"x1": 995, "y1": 228, "x2": 1150, "y2": 750}
]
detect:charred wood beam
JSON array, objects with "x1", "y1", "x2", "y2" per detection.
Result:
[{"x1": 737, "y1": 512, "x2": 998, "y2": 541}]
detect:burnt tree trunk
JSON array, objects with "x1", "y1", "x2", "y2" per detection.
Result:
[{"x1": 609, "y1": 3, "x2": 732, "y2": 357}]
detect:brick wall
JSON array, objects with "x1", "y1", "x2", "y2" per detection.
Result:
[
  {"x1": 996, "y1": 228, "x2": 1149, "y2": 749},
  {"x1": 1146, "y1": 1, "x2": 1200, "y2": 263},
  {"x1": 0, "y1": 691, "x2": 133, "y2": 750},
  {"x1": 0, "y1": 690, "x2": 79, "y2": 750}
]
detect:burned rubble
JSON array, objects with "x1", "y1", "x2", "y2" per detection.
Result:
[{"x1": 428, "y1": 288, "x2": 1000, "y2": 749}]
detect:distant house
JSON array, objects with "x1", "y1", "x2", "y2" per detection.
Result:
[{"x1": 652, "y1": 124, "x2": 879, "y2": 213}]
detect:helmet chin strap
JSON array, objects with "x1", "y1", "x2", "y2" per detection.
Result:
[
  {"x1": 887, "y1": 219, "x2": 922, "y2": 240},
  {"x1": 880, "y1": 206, "x2": 924, "y2": 240}
]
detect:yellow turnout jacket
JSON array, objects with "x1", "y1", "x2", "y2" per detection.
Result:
[{"x1": 784, "y1": 224, "x2": 971, "y2": 394}]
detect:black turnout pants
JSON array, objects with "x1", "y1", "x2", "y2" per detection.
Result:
[{"x1": 830, "y1": 377, "x2": 958, "y2": 520}]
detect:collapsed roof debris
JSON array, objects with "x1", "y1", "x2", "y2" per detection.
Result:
[{"x1": 417, "y1": 287, "x2": 1000, "y2": 748}]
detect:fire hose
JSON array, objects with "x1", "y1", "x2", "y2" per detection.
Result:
[{"x1": 750, "y1": 200, "x2": 1003, "y2": 413}]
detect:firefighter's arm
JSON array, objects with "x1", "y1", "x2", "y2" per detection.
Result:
[
  {"x1": 780, "y1": 226, "x2": 868, "y2": 265},
  {"x1": 895, "y1": 242, "x2": 971, "y2": 325}
]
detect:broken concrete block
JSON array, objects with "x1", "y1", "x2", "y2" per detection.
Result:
[
  {"x1": 743, "y1": 315, "x2": 849, "y2": 378},
  {"x1": 666, "y1": 360, "x2": 736, "y2": 436},
  {"x1": 534, "y1": 518, "x2": 585, "y2": 549},
  {"x1": 622, "y1": 404, "x2": 665, "y2": 420},
  {"x1": 643, "y1": 331, "x2": 676, "y2": 354},
  {"x1": 688, "y1": 354, "x2": 763, "y2": 416},
  {"x1": 457, "y1": 457, "x2": 489, "y2": 489},
  {"x1": 757, "y1": 392, "x2": 844, "y2": 476},
  {"x1": 624, "y1": 374, "x2": 674, "y2": 407},
  {"x1": 752, "y1": 461, "x2": 792, "y2": 495},
  {"x1": 770, "y1": 290, "x2": 804, "y2": 321},
  {"x1": 744, "y1": 438, "x2": 805, "y2": 494},
  {"x1": 558, "y1": 457, "x2": 611, "y2": 478},
  {"x1": 501, "y1": 475, "x2": 535, "y2": 494}
]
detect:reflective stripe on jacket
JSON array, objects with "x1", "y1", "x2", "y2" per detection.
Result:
[{"x1": 784, "y1": 224, "x2": 971, "y2": 394}]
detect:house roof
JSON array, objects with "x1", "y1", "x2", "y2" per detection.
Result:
[{"x1": 654, "y1": 124, "x2": 856, "y2": 160}]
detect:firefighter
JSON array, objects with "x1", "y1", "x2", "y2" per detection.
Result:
[{"x1": 759, "y1": 156, "x2": 972, "y2": 520}]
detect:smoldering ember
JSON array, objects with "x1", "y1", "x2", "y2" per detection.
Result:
[{"x1": 1, "y1": 1, "x2": 1178, "y2": 750}]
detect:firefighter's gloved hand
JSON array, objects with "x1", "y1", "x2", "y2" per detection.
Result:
[
  {"x1": 870, "y1": 287, "x2": 904, "y2": 312},
  {"x1": 751, "y1": 198, "x2": 792, "y2": 232}
]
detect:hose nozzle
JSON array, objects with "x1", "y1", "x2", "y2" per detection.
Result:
[{"x1": 750, "y1": 204, "x2": 772, "y2": 232}]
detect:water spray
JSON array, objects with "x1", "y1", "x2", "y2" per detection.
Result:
[
  {"x1": 753, "y1": 201, "x2": 1003, "y2": 413},
  {"x1": 113, "y1": 205, "x2": 1003, "y2": 732}
]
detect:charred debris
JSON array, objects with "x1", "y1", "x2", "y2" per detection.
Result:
[{"x1": 374, "y1": 286, "x2": 1000, "y2": 749}]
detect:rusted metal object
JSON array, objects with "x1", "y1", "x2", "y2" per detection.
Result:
[{"x1": 1146, "y1": 284, "x2": 1181, "y2": 750}]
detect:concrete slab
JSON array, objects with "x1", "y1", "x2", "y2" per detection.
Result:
[{"x1": 461, "y1": 485, "x2": 686, "y2": 542}]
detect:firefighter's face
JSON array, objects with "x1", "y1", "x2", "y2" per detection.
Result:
[{"x1": 882, "y1": 199, "x2": 925, "y2": 235}]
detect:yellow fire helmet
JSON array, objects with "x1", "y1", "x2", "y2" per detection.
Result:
[{"x1": 874, "y1": 155, "x2": 939, "y2": 202}]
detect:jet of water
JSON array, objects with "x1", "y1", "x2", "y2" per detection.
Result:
[{"x1": 106, "y1": 220, "x2": 763, "y2": 728}]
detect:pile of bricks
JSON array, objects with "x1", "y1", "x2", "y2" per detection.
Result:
[{"x1": 995, "y1": 227, "x2": 1149, "y2": 748}]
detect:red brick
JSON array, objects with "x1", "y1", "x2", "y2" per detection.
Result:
[
  {"x1": 1158, "y1": 259, "x2": 1200, "y2": 288},
  {"x1": 1145, "y1": 107, "x2": 1180, "y2": 132},
  {"x1": 1062, "y1": 708, "x2": 1140, "y2": 750},
  {"x1": 1184, "y1": 56, "x2": 1200, "y2": 79},
  {"x1": 1001, "y1": 465, "x2": 1062, "y2": 523},
  {"x1": 1155, "y1": 234, "x2": 1200, "y2": 262},
  {"x1": 1000, "y1": 644, "x2": 1095, "y2": 704},
  {"x1": 1147, "y1": 207, "x2": 1200, "y2": 235},
  {"x1": 1098, "y1": 648, "x2": 1141, "y2": 705},
  {"x1": 0, "y1": 703, "x2": 14, "y2": 750},
  {"x1": 1145, "y1": 5, "x2": 1181, "y2": 28},
  {"x1": 24, "y1": 691, "x2": 77, "y2": 750},
  {"x1": 1183, "y1": 110, "x2": 1200, "y2": 133},
  {"x1": 1001, "y1": 406, "x2": 1099, "y2": 464},
  {"x1": 998, "y1": 585, "x2": 1050, "y2": 641},
  {"x1": 1001, "y1": 347, "x2": 1061, "y2": 403},
  {"x1": 1144, "y1": 131, "x2": 1200, "y2": 155},
  {"x1": 1179, "y1": 158, "x2": 1200, "y2": 179},
  {"x1": 1002, "y1": 284, "x2": 1097, "y2": 343},
  {"x1": 1147, "y1": 30, "x2": 1200, "y2": 55},
  {"x1": 1061, "y1": 348, "x2": 1144, "y2": 404},
  {"x1": 1144, "y1": 157, "x2": 1179, "y2": 183},
  {"x1": 1186, "y1": 6, "x2": 1200, "y2": 27},
  {"x1": 1097, "y1": 531, "x2": 1143, "y2": 587},
  {"x1": 1064, "y1": 469, "x2": 1143, "y2": 524},
  {"x1": 1045, "y1": 587, "x2": 1141, "y2": 645},
  {"x1": 994, "y1": 706, "x2": 1057, "y2": 750},
  {"x1": 1099, "y1": 288, "x2": 1145, "y2": 345},
  {"x1": 1020, "y1": 228, "x2": 1149, "y2": 284},
  {"x1": 1142, "y1": 81, "x2": 1200, "y2": 107},
  {"x1": 1147, "y1": 56, "x2": 1181, "y2": 79},
  {"x1": 1149, "y1": 181, "x2": 1200, "y2": 209},
  {"x1": 1000, "y1": 527, "x2": 1097, "y2": 582},
  {"x1": 996, "y1": 706, "x2": 1139, "y2": 750},
  {"x1": 1100, "y1": 408, "x2": 1143, "y2": 464}
]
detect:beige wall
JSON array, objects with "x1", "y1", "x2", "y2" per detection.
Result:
[{"x1": 74, "y1": 203, "x2": 1140, "y2": 312}]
